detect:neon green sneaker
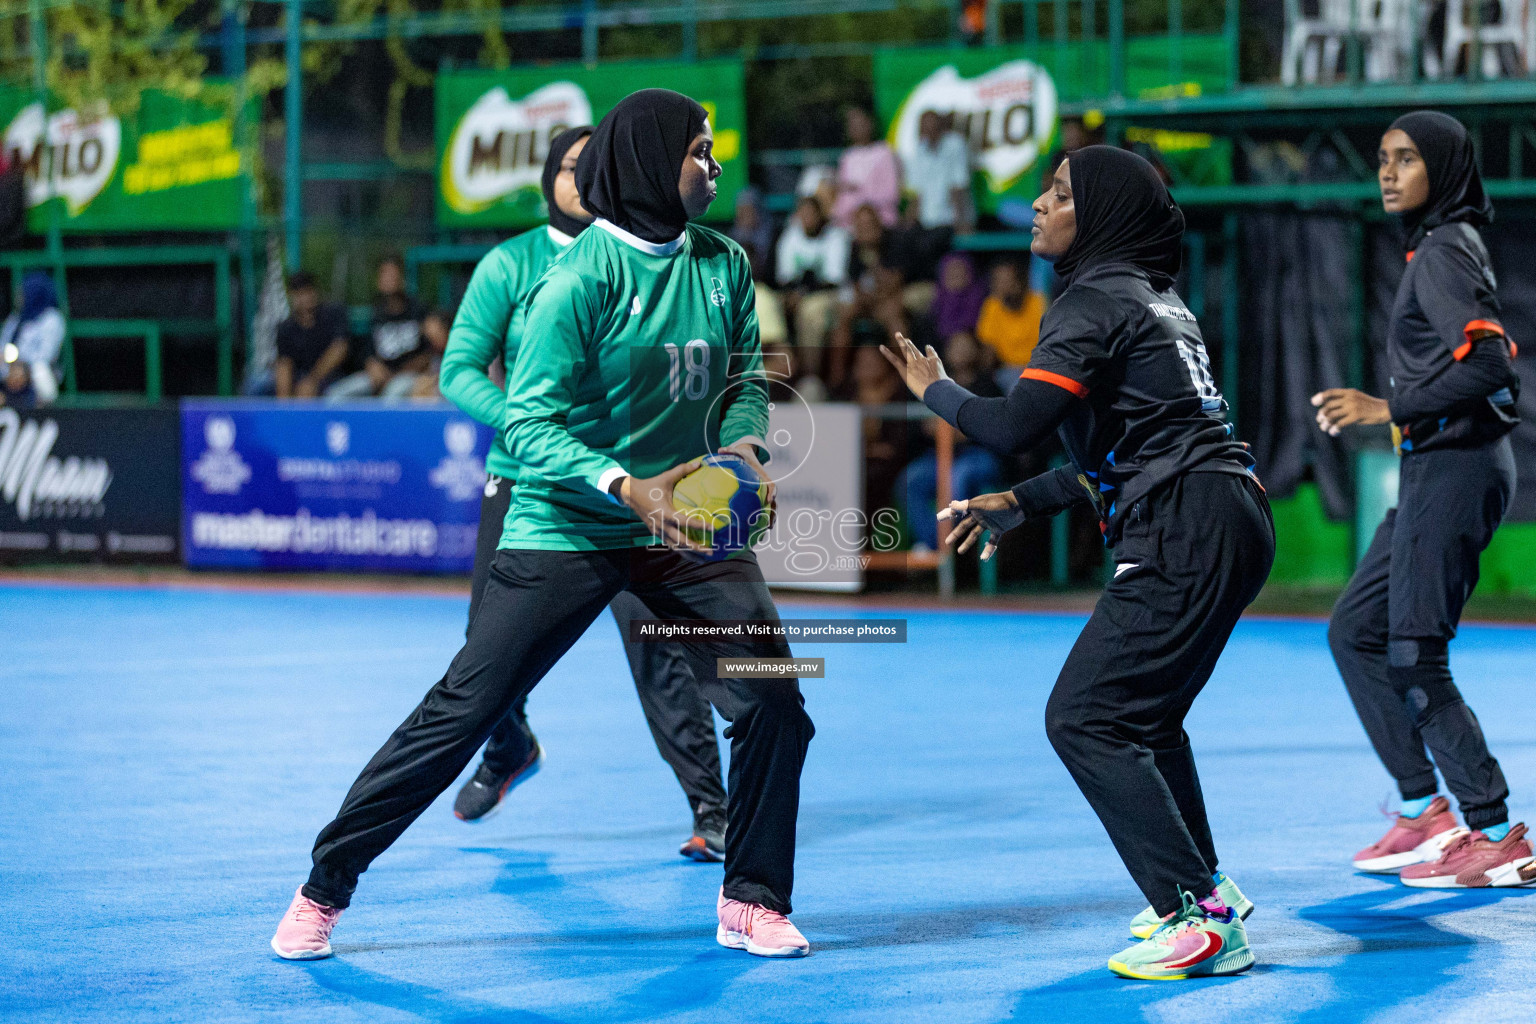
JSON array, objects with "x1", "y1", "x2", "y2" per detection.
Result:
[
  {"x1": 1108, "y1": 890, "x2": 1255, "y2": 981},
  {"x1": 1128, "y1": 871, "x2": 1253, "y2": 940}
]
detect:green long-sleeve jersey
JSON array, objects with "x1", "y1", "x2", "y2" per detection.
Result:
[
  {"x1": 500, "y1": 219, "x2": 769, "y2": 551},
  {"x1": 438, "y1": 225, "x2": 570, "y2": 480}
]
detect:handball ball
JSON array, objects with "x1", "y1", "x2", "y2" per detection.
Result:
[{"x1": 671, "y1": 453, "x2": 770, "y2": 562}]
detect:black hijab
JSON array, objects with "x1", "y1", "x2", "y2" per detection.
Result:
[
  {"x1": 1052, "y1": 145, "x2": 1184, "y2": 289},
  {"x1": 542, "y1": 125, "x2": 593, "y2": 239},
  {"x1": 576, "y1": 89, "x2": 708, "y2": 244},
  {"x1": 1389, "y1": 110, "x2": 1493, "y2": 252}
]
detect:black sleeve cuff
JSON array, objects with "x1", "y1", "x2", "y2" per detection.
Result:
[
  {"x1": 1009, "y1": 465, "x2": 1086, "y2": 519},
  {"x1": 923, "y1": 378, "x2": 975, "y2": 428}
]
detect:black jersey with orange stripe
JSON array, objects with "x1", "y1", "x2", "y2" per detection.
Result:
[
  {"x1": 1389, "y1": 221, "x2": 1518, "y2": 453},
  {"x1": 1023, "y1": 262, "x2": 1255, "y2": 542}
]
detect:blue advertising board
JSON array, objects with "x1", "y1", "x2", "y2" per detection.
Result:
[{"x1": 180, "y1": 401, "x2": 492, "y2": 573}]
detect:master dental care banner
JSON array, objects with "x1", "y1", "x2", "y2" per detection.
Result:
[
  {"x1": 436, "y1": 60, "x2": 747, "y2": 228},
  {"x1": 875, "y1": 38, "x2": 1233, "y2": 217},
  {"x1": 0, "y1": 84, "x2": 249, "y2": 231},
  {"x1": 181, "y1": 402, "x2": 493, "y2": 573}
]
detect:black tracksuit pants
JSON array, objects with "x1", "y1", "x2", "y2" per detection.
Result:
[
  {"x1": 304, "y1": 546, "x2": 813, "y2": 913},
  {"x1": 468, "y1": 477, "x2": 728, "y2": 822},
  {"x1": 1045, "y1": 472, "x2": 1274, "y2": 918},
  {"x1": 1328, "y1": 439, "x2": 1515, "y2": 830}
]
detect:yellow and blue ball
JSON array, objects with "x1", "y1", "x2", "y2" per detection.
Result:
[{"x1": 671, "y1": 453, "x2": 770, "y2": 562}]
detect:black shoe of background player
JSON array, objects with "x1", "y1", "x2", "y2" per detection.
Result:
[
  {"x1": 679, "y1": 808, "x2": 726, "y2": 862},
  {"x1": 453, "y1": 741, "x2": 544, "y2": 822}
]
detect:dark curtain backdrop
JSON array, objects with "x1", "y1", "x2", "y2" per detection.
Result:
[
  {"x1": 1240, "y1": 211, "x2": 1358, "y2": 520},
  {"x1": 1240, "y1": 209, "x2": 1536, "y2": 522}
]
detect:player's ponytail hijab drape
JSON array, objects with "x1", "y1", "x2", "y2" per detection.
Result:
[
  {"x1": 1389, "y1": 110, "x2": 1493, "y2": 253},
  {"x1": 576, "y1": 88, "x2": 709, "y2": 244},
  {"x1": 1053, "y1": 145, "x2": 1184, "y2": 290}
]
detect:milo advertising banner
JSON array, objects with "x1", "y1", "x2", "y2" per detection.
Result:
[
  {"x1": 0, "y1": 85, "x2": 248, "y2": 231},
  {"x1": 876, "y1": 38, "x2": 1233, "y2": 215},
  {"x1": 437, "y1": 60, "x2": 746, "y2": 228}
]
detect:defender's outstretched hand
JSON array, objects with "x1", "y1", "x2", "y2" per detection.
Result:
[
  {"x1": 880, "y1": 332, "x2": 950, "y2": 402},
  {"x1": 613, "y1": 460, "x2": 712, "y2": 554},
  {"x1": 938, "y1": 491, "x2": 1027, "y2": 562}
]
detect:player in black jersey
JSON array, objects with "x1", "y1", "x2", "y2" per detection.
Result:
[
  {"x1": 883, "y1": 146, "x2": 1274, "y2": 979},
  {"x1": 1313, "y1": 111, "x2": 1531, "y2": 887}
]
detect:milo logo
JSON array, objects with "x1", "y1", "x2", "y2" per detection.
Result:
[
  {"x1": 4, "y1": 102, "x2": 122, "y2": 215},
  {"x1": 890, "y1": 61, "x2": 1058, "y2": 194},
  {"x1": 441, "y1": 82, "x2": 593, "y2": 216}
]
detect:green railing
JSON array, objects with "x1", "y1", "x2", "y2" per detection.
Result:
[
  {"x1": 0, "y1": 245, "x2": 236, "y2": 399},
  {"x1": 68, "y1": 319, "x2": 164, "y2": 402}
]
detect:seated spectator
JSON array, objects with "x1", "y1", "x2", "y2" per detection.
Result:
[
  {"x1": 398, "y1": 308, "x2": 452, "y2": 401},
  {"x1": 730, "y1": 186, "x2": 775, "y2": 281},
  {"x1": 931, "y1": 253, "x2": 987, "y2": 347},
  {"x1": 731, "y1": 186, "x2": 791, "y2": 370},
  {"x1": 851, "y1": 339, "x2": 922, "y2": 521},
  {"x1": 897, "y1": 331, "x2": 1004, "y2": 551},
  {"x1": 833, "y1": 106, "x2": 901, "y2": 229},
  {"x1": 944, "y1": 329, "x2": 1002, "y2": 396},
  {"x1": 776, "y1": 195, "x2": 849, "y2": 394},
  {"x1": 796, "y1": 164, "x2": 838, "y2": 219},
  {"x1": 328, "y1": 255, "x2": 429, "y2": 400},
  {"x1": 830, "y1": 204, "x2": 932, "y2": 390},
  {"x1": 274, "y1": 271, "x2": 350, "y2": 399},
  {"x1": 975, "y1": 257, "x2": 1047, "y2": 389},
  {"x1": 0, "y1": 272, "x2": 65, "y2": 408},
  {"x1": 905, "y1": 110, "x2": 973, "y2": 242}
]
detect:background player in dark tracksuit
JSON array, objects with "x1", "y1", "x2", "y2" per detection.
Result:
[
  {"x1": 1313, "y1": 111, "x2": 1533, "y2": 888},
  {"x1": 438, "y1": 125, "x2": 730, "y2": 862},
  {"x1": 882, "y1": 147, "x2": 1274, "y2": 980},
  {"x1": 272, "y1": 90, "x2": 814, "y2": 962}
]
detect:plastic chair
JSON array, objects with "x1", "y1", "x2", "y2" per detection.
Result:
[
  {"x1": 1284, "y1": 0, "x2": 1356, "y2": 84},
  {"x1": 1435, "y1": 0, "x2": 1527, "y2": 77},
  {"x1": 1285, "y1": 0, "x2": 1424, "y2": 83},
  {"x1": 1359, "y1": 0, "x2": 1418, "y2": 80}
]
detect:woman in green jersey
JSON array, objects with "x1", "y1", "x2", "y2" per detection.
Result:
[
  {"x1": 274, "y1": 90, "x2": 814, "y2": 962},
  {"x1": 438, "y1": 126, "x2": 732, "y2": 863}
]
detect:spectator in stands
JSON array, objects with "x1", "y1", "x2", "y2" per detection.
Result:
[
  {"x1": 931, "y1": 252, "x2": 988, "y2": 348},
  {"x1": 731, "y1": 186, "x2": 790, "y2": 366},
  {"x1": 833, "y1": 106, "x2": 901, "y2": 228},
  {"x1": 943, "y1": 328, "x2": 1001, "y2": 396},
  {"x1": 975, "y1": 256, "x2": 1046, "y2": 388},
  {"x1": 796, "y1": 164, "x2": 838, "y2": 219},
  {"x1": 897, "y1": 330, "x2": 1003, "y2": 551},
  {"x1": 905, "y1": 110, "x2": 974, "y2": 242},
  {"x1": 829, "y1": 204, "x2": 912, "y2": 392},
  {"x1": 327, "y1": 255, "x2": 429, "y2": 400},
  {"x1": 776, "y1": 195, "x2": 849, "y2": 396},
  {"x1": 730, "y1": 186, "x2": 776, "y2": 280},
  {"x1": 851, "y1": 337, "x2": 922, "y2": 520},
  {"x1": 274, "y1": 271, "x2": 351, "y2": 399},
  {"x1": 399, "y1": 308, "x2": 452, "y2": 401},
  {"x1": 0, "y1": 272, "x2": 65, "y2": 408}
]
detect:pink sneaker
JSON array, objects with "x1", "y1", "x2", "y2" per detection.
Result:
[
  {"x1": 1352, "y1": 796, "x2": 1464, "y2": 873},
  {"x1": 716, "y1": 889, "x2": 809, "y2": 958},
  {"x1": 1400, "y1": 823, "x2": 1536, "y2": 888},
  {"x1": 271, "y1": 887, "x2": 343, "y2": 960}
]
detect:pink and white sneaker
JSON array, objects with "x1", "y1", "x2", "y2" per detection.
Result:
[
  {"x1": 716, "y1": 889, "x2": 809, "y2": 958},
  {"x1": 1400, "y1": 823, "x2": 1536, "y2": 888},
  {"x1": 271, "y1": 887, "x2": 343, "y2": 960},
  {"x1": 1352, "y1": 796, "x2": 1464, "y2": 873}
]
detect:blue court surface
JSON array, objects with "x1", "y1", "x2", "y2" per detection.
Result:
[{"x1": 4, "y1": 581, "x2": 1536, "y2": 1024}]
